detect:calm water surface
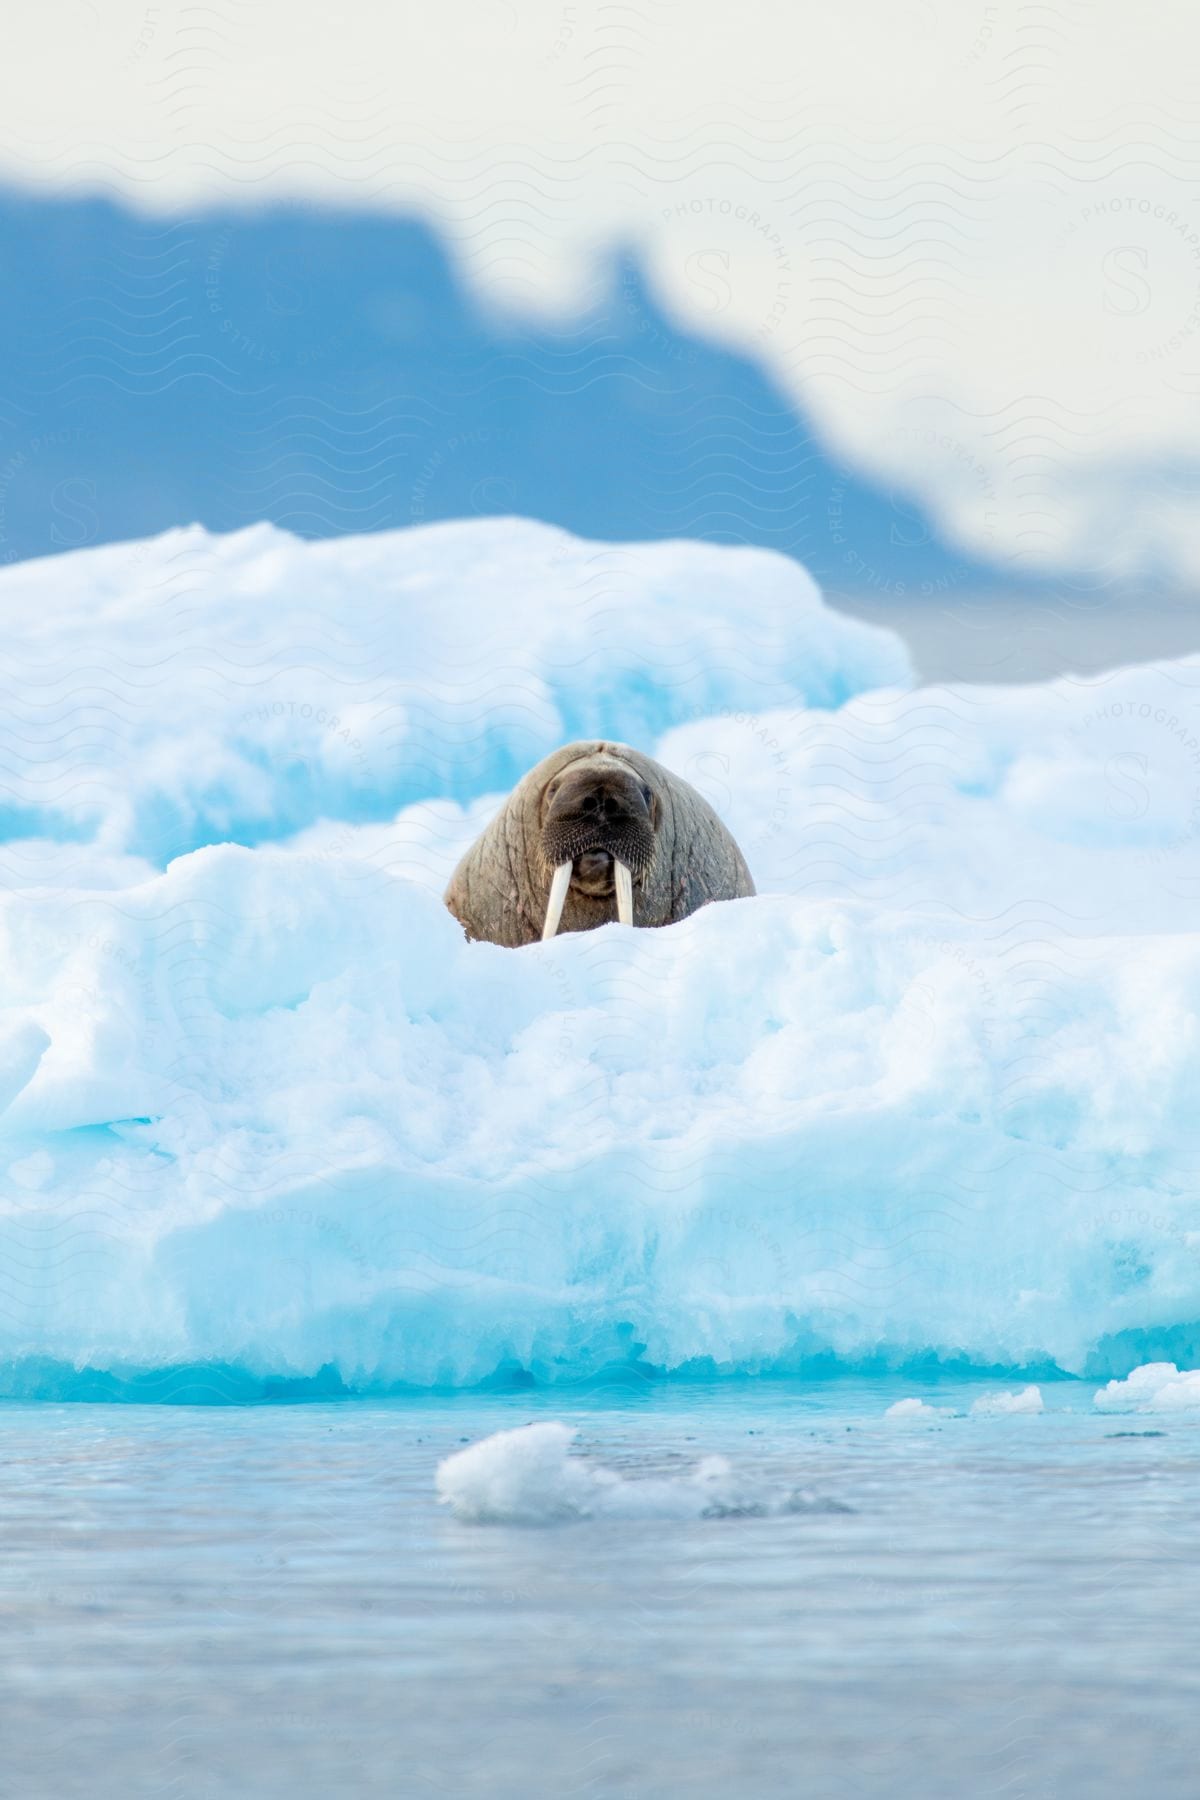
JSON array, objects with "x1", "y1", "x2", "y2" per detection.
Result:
[{"x1": 2, "y1": 1380, "x2": 1197, "y2": 1798}]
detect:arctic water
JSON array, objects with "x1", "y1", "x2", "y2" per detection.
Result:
[{"x1": 4, "y1": 1380, "x2": 1198, "y2": 1799}]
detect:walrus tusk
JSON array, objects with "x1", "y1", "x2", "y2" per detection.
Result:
[
  {"x1": 541, "y1": 860, "x2": 573, "y2": 940},
  {"x1": 614, "y1": 858, "x2": 634, "y2": 927}
]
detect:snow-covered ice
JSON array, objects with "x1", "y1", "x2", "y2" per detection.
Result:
[
  {"x1": 0, "y1": 517, "x2": 903, "y2": 870},
  {"x1": 655, "y1": 666, "x2": 1200, "y2": 933},
  {"x1": 2, "y1": 519, "x2": 1200, "y2": 1396},
  {"x1": 4, "y1": 845, "x2": 1200, "y2": 1388}
]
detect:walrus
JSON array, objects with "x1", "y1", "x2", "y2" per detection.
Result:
[{"x1": 444, "y1": 740, "x2": 755, "y2": 947}]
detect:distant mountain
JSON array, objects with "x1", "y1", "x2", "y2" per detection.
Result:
[{"x1": 0, "y1": 190, "x2": 1022, "y2": 596}]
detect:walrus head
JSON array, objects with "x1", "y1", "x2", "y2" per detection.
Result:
[
  {"x1": 539, "y1": 755, "x2": 658, "y2": 938},
  {"x1": 443, "y1": 738, "x2": 755, "y2": 948}
]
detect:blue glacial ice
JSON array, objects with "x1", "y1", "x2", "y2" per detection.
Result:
[{"x1": 1, "y1": 519, "x2": 1200, "y2": 1397}]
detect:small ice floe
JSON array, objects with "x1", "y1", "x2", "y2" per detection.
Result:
[
  {"x1": 435, "y1": 1422, "x2": 849, "y2": 1525},
  {"x1": 970, "y1": 1385, "x2": 1043, "y2": 1416},
  {"x1": 1093, "y1": 1362, "x2": 1200, "y2": 1413},
  {"x1": 883, "y1": 1398, "x2": 946, "y2": 1421}
]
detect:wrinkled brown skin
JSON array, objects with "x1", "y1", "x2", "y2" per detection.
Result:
[{"x1": 444, "y1": 740, "x2": 756, "y2": 948}]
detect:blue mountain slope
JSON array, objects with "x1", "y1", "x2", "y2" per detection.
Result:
[{"x1": 0, "y1": 190, "x2": 1018, "y2": 594}]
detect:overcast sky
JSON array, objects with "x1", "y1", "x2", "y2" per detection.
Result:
[{"x1": 6, "y1": 1, "x2": 1200, "y2": 580}]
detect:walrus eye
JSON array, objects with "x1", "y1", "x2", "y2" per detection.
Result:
[{"x1": 641, "y1": 784, "x2": 652, "y2": 808}]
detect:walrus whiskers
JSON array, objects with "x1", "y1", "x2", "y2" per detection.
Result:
[
  {"x1": 542, "y1": 860, "x2": 573, "y2": 940},
  {"x1": 614, "y1": 858, "x2": 634, "y2": 927}
]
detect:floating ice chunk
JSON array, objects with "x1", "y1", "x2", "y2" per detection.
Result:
[
  {"x1": 1093, "y1": 1363, "x2": 1200, "y2": 1412},
  {"x1": 435, "y1": 1423, "x2": 845, "y2": 1524},
  {"x1": 970, "y1": 1386, "x2": 1044, "y2": 1416},
  {"x1": 436, "y1": 1424, "x2": 599, "y2": 1523},
  {"x1": 884, "y1": 1398, "x2": 943, "y2": 1421}
]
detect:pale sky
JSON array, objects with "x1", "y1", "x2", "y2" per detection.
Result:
[{"x1": 5, "y1": 0, "x2": 1200, "y2": 580}]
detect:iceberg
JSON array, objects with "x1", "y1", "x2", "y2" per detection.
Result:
[{"x1": 1, "y1": 520, "x2": 1199, "y2": 1398}]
